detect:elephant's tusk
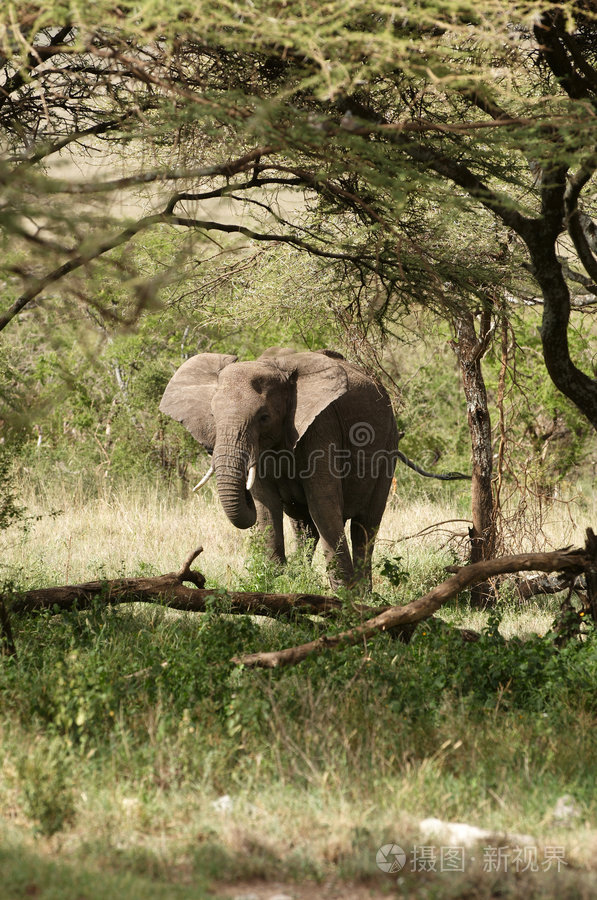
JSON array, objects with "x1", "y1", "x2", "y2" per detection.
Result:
[
  {"x1": 246, "y1": 465, "x2": 256, "y2": 491},
  {"x1": 193, "y1": 466, "x2": 214, "y2": 491}
]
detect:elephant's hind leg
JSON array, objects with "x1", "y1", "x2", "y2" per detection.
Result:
[
  {"x1": 290, "y1": 514, "x2": 320, "y2": 562},
  {"x1": 350, "y1": 520, "x2": 377, "y2": 590}
]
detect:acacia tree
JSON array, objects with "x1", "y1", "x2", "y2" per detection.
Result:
[{"x1": 1, "y1": 2, "x2": 597, "y2": 562}]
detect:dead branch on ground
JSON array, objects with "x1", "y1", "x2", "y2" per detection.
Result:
[
  {"x1": 233, "y1": 531, "x2": 597, "y2": 669},
  {"x1": 6, "y1": 547, "x2": 381, "y2": 619},
  {"x1": 6, "y1": 532, "x2": 597, "y2": 668},
  {"x1": 512, "y1": 573, "x2": 577, "y2": 601}
]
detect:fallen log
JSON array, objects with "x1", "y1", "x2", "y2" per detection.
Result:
[
  {"x1": 6, "y1": 547, "x2": 382, "y2": 619},
  {"x1": 7, "y1": 534, "x2": 596, "y2": 669},
  {"x1": 4, "y1": 547, "x2": 480, "y2": 649},
  {"x1": 233, "y1": 533, "x2": 597, "y2": 669}
]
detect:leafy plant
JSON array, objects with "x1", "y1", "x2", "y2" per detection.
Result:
[
  {"x1": 17, "y1": 739, "x2": 76, "y2": 837},
  {"x1": 378, "y1": 554, "x2": 410, "y2": 587}
]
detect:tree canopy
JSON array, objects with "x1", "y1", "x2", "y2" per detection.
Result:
[{"x1": 1, "y1": 2, "x2": 597, "y2": 425}]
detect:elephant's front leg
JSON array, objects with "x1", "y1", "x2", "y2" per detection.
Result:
[
  {"x1": 302, "y1": 483, "x2": 354, "y2": 588},
  {"x1": 252, "y1": 483, "x2": 285, "y2": 565},
  {"x1": 317, "y1": 525, "x2": 354, "y2": 590}
]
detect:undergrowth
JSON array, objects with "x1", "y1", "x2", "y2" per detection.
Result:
[
  {"x1": 2, "y1": 512, "x2": 597, "y2": 897},
  {"x1": 2, "y1": 560, "x2": 597, "y2": 816}
]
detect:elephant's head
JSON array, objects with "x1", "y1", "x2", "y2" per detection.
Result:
[{"x1": 159, "y1": 349, "x2": 349, "y2": 529}]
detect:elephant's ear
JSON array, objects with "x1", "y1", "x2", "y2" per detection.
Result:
[
  {"x1": 277, "y1": 351, "x2": 348, "y2": 447},
  {"x1": 159, "y1": 353, "x2": 237, "y2": 450}
]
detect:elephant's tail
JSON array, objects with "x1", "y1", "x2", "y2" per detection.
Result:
[{"x1": 396, "y1": 450, "x2": 471, "y2": 481}]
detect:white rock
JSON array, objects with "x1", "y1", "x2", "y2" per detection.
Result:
[
  {"x1": 420, "y1": 817, "x2": 492, "y2": 847},
  {"x1": 212, "y1": 794, "x2": 234, "y2": 814},
  {"x1": 419, "y1": 817, "x2": 534, "y2": 847},
  {"x1": 552, "y1": 794, "x2": 581, "y2": 826}
]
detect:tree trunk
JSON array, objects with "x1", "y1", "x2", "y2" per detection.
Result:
[
  {"x1": 452, "y1": 310, "x2": 496, "y2": 605},
  {"x1": 0, "y1": 597, "x2": 17, "y2": 659},
  {"x1": 526, "y1": 231, "x2": 597, "y2": 431}
]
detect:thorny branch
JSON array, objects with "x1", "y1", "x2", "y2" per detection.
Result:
[{"x1": 0, "y1": 174, "x2": 396, "y2": 332}]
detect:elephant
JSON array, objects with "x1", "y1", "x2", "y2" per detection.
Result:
[{"x1": 159, "y1": 348, "x2": 400, "y2": 589}]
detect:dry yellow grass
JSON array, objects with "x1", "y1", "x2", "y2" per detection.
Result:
[
  {"x1": 3, "y1": 480, "x2": 246, "y2": 587},
  {"x1": 3, "y1": 477, "x2": 595, "y2": 592},
  {"x1": 3, "y1": 477, "x2": 593, "y2": 643}
]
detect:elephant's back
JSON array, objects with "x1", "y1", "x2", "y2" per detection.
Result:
[
  {"x1": 339, "y1": 360, "x2": 393, "y2": 401},
  {"x1": 333, "y1": 363, "x2": 398, "y2": 446}
]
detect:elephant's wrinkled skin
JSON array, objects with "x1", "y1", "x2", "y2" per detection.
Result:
[{"x1": 159, "y1": 349, "x2": 399, "y2": 588}]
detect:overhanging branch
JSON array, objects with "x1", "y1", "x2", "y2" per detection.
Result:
[
  {"x1": 40, "y1": 146, "x2": 277, "y2": 194},
  {"x1": 10, "y1": 110, "x2": 156, "y2": 168},
  {"x1": 396, "y1": 138, "x2": 534, "y2": 238},
  {"x1": 0, "y1": 195, "x2": 388, "y2": 331},
  {"x1": 0, "y1": 25, "x2": 75, "y2": 110},
  {"x1": 534, "y1": 11, "x2": 597, "y2": 102}
]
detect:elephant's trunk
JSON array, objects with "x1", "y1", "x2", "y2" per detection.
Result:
[{"x1": 212, "y1": 432, "x2": 257, "y2": 530}]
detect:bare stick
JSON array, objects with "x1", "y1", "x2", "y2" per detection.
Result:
[{"x1": 177, "y1": 546, "x2": 205, "y2": 588}]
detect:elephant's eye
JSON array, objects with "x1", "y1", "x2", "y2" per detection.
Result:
[{"x1": 259, "y1": 412, "x2": 270, "y2": 424}]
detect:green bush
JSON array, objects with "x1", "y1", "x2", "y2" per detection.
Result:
[{"x1": 17, "y1": 738, "x2": 76, "y2": 837}]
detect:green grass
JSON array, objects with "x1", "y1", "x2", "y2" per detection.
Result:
[
  {"x1": 1, "y1": 485, "x2": 597, "y2": 898},
  {"x1": 0, "y1": 837, "x2": 216, "y2": 900}
]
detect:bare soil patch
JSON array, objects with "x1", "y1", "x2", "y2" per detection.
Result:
[{"x1": 213, "y1": 879, "x2": 392, "y2": 900}]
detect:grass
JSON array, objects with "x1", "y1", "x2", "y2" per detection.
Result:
[{"x1": 1, "y1": 476, "x2": 597, "y2": 898}]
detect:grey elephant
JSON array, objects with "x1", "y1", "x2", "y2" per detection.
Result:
[{"x1": 159, "y1": 348, "x2": 399, "y2": 589}]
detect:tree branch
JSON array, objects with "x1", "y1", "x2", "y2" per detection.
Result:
[
  {"x1": 0, "y1": 212, "x2": 164, "y2": 332},
  {"x1": 458, "y1": 88, "x2": 513, "y2": 122},
  {"x1": 565, "y1": 158, "x2": 597, "y2": 283},
  {"x1": 525, "y1": 228, "x2": 597, "y2": 429},
  {"x1": 558, "y1": 28, "x2": 597, "y2": 94},
  {"x1": 534, "y1": 12, "x2": 597, "y2": 101},
  {"x1": 168, "y1": 214, "x2": 385, "y2": 269},
  {"x1": 234, "y1": 542, "x2": 593, "y2": 669},
  {"x1": 0, "y1": 25, "x2": 74, "y2": 110},
  {"x1": 10, "y1": 112, "x2": 146, "y2": 168},
  {"x1": 0, "y1": 148, "x2": 283, "y2": 331},
  {"x1": 41, "y1": 146, "x2": 277, "y2": 194},
  {"x1": 557, "y1": 256, "x2": 597, "y2": 297},
  {"x1": 0, "y1": 200, "x2": 389, "y2": 332},
  {"x1": 396, "y1": 138, "x2": 534, "y2": 238}
]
